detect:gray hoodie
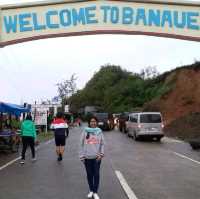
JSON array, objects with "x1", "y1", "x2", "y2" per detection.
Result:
[{"x1": 79, "y1": 127, "x2": 105, "y2": 160}]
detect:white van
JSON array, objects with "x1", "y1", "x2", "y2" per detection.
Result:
[{"x1": 126, "y1": 112, "x2": 164, "y2": 141}]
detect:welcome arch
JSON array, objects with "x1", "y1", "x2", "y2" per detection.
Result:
[{"x1": 0, "y1": 0, "x2": 200, "y2": 47}]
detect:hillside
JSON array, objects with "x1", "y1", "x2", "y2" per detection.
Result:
[
  {"x1": 164, "y1": 112, "x2": 200, "y2": 140},
  {"x1": 144, "y1": 62, "x2": 200, "y2": 139},
  {"x1": 69, "y1": 65, "x2": 146, "y2": 113}
]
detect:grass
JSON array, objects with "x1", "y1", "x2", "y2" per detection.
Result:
[{"x1": 37, "y1": 131, "x2": 54, "y2": 143}]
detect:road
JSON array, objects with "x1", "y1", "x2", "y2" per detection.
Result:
[{"x1": 0, "y1": 126, "x2": 200, "y2": 199}]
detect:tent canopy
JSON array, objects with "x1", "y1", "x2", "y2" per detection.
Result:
[{"x1": 0, "y1": 102, "x2": 30, "y2": 116}]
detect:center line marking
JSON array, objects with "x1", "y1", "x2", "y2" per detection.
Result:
[
  {"x1": 173, "y1": 152, "x2": 200, "y2": 165},
  {"x1": 115, "y1": 170, "x2": 138, "y2": 199}
]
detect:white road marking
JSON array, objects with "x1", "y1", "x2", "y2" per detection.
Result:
[
  {"x1": 0, "y1": 157, "x2": 21, "y2": 171},
  {"x1": 0, "y1": 139, "x2": 53, "y2": 171},
  {"x1": 163, "y1": 137, "x2": 183, "y2": 143},
  {"x1": 115, "y1": 170, "x2": 138, "y2": 199},
  {"x1": 173, "y1": 152, "x2": 200, "y2": 165}
]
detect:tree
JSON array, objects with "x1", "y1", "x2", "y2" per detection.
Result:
[
  {"x1": 140, "y1": 66, "x2": 159, "y2": 80},
  {"x1": 56, "y1": 74, "x2": 77, "y2": 107},
  {"x1": 68, "y1": 64, "x2": 167, "y2": 114}
]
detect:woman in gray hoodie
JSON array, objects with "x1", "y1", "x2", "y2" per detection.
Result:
[{"x1": 80, "y1": 117, "x2": 105, "y2": 199}]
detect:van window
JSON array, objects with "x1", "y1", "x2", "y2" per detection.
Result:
[
  {"x1": 130, "y1": 115, "x2": 137, "y2": 123},
  {"x1": 140, "y1": 114, "x2": 161, "y2": 123}
]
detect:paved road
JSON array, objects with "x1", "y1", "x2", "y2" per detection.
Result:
[
  {"x1": 0, "y1": 126, "x2": 200, "y2": 199},
  {"x1": 0, "y1": 127, "x2": 126, "y2": 199},
  {"x1": 106, "y1": 130, "x2": 200, "y2": 199}
]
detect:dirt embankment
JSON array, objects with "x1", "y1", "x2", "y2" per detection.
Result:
[
  {"x1": 164, "y1": 112, "x2": 200, "y2": 140},
  {"x1": 145, "y1": 64, "x2": 200, "y2": 139}
]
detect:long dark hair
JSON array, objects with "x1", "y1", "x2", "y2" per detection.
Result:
[
  {"x1": 56, "y1": 112, "x2": 63, "y2": 119},
  {"x1": 86, "y1": 116, "x2": 98, "y2": 139},
  {"x1": 26, "y1": 114, "x2": 32, "y2": 121}
]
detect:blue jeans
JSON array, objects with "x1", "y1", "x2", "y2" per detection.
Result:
[{"x1": 84, "y1": 159, "x2": 101, "y2": 193}]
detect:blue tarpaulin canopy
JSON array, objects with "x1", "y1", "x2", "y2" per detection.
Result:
[{"x1": 0, "y1": 102, "x2": 30, "y2": 116}]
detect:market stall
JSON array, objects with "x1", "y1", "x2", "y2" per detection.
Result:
[{"x1": 0, "y1": 102, "x2": 30, "y2": 152}]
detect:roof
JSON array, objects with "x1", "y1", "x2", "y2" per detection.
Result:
[
  {"x1": 0, "y1": 102, "x2": 30, "y2": 116},
  {"x1": 130, "y1": 112, "x2": 161, "y2": 115}
]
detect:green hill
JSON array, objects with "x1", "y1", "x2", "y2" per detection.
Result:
[{"x1": 69, "y1": 64, "x2": 171, "y2": 113}]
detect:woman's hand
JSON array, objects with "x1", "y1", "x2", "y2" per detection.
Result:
[
  {"x1": 35, "y1": 140, "x2": 39, "y2": 145},
  {"x1": 80, "y1": 157, "x2": 85, "y2": 163},
  {"x1": 96, "y1": 155, "x2": 102, "y2": 161}
]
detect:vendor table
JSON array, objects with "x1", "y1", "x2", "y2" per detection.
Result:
[{"x1": 0, "y1": 130, "x2": 21, "y2": 152}]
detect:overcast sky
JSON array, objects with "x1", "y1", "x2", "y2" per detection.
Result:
[{"x1": 0, "y1": 0, "x2": 200, "y2": 105}]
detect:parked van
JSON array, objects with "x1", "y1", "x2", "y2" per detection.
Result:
[{"x1": 126, "y1": 112, "x2": 164, "y2": 141}]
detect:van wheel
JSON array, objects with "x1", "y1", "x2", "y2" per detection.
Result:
[
  {"x1": 123, "y1": 127, "x2": 127, "y2": 134},
  {"x1": 156, "y1": 137, "x2": 161, "y2": 142}
]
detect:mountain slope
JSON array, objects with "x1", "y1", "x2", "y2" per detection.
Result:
[{"x1": 144, "y1": 62, "x2": 200, "y2": 139}]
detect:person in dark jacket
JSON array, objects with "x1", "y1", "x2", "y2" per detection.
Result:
[
  {"x1": 79, "y1": 117, "x2": 105, "y2": 199},
  {"x1": 20, "y1": 114, "x2": 37, "y2": 164},
  {"x1": 51, "y1": 112, "x2": 69, "y2": 161}
]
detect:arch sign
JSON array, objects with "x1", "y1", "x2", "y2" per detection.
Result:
[{"x1": 0, "y1": 0, "x2": 200, "y2": 47}]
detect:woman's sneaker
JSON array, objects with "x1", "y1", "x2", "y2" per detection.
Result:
[
  {"x1": 20, "y1": 160, "x2": 25, "y2": 164},
  {"x1": 87, "y1": 191, "x2": 93, "y2": 198},
  {"x1": 93, "y1": 193, "x2": 100, "y2": 199},
  {"x1": 32, "y1": 158, "x2": 37, "y2": 162}
]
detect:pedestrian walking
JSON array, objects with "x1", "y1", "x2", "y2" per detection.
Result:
[
  {"x1": 51, "y1": 112, "x2": 69, "y2": 161},
  {"x1": 76, "y1": 117, "x2": 81, "y2": 127},
  {"x1": 20, "y1": 114, "x2": 37, "y2": 164},
  {"x1": 79, "y1": 117, "x2": 105, "y2": 199}
]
